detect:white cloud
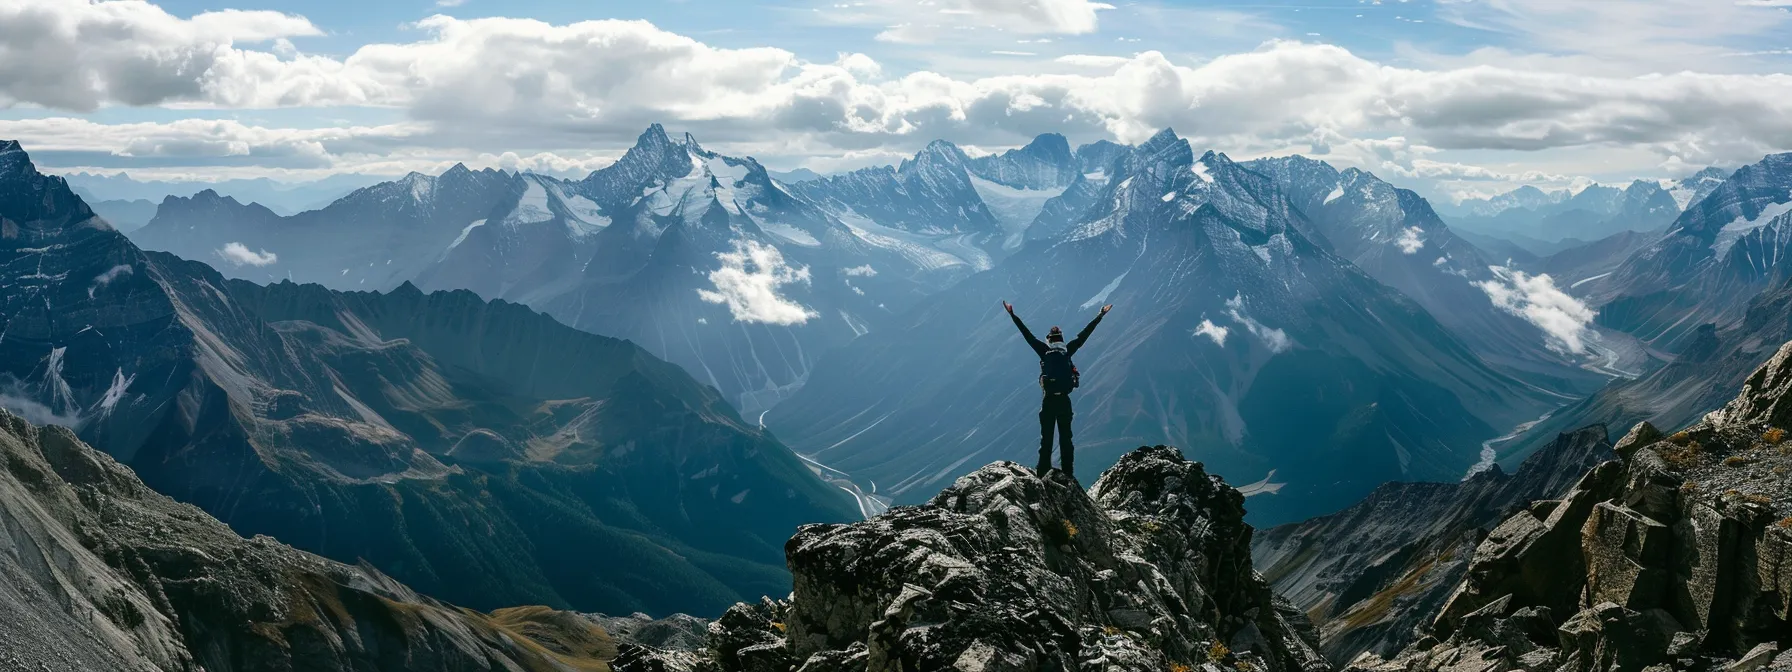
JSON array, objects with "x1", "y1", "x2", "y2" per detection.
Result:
[
  {"x1": 843, "y1": 265, "x2": 878, "y2": 277},
  {"x1": 1224, "y1": 294, "x2": 1293, "y2": 353},
  {"x1": 87, "y1": 263, "x2": 132, "y2": 298},
  {"x1": 1385, "y1": 158, "x2": 1573, "y2": 184},
  {"x1": 1054, "y1": 54, "x2": 1132, "y2": 68},
  {"x1": 13, "y1": 8, "x2": 1792, "y2": 184},
  {"x1": 1475, "y1": 266, "x2": 1596, "y2": 355},
  {"x1": 698, "y1": 240, "x2": 817, "y2": 325},
  {"x1": 0, "y1": 0, "x2": 358, "y2": 110},
  {"x1": 862, "y1": 0, "x2": 1113, "y2": 43},
  {"x1": 216, "y1": 242, "x2": 277, "y2": 266},
  {"x1": 1395, "y1": 226, "x2": 1425, "y2": 254},
  {"x1": 1193, "y1": 319, "x2": 1228, "y2": 346},
  {"x1": 1434, "y1": 0, "x2": 1792, "y2": 74}
]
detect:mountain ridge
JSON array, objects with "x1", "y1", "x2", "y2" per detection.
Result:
[{"x1": 0, "y1": 139, "x2": 858, "y2": 617}]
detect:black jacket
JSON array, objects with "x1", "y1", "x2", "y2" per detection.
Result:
[{"x1": 1010, "y1": 311, "x2": 1104, "y2": 359}]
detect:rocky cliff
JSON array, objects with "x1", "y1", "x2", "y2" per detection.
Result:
[
  {"x1": 1345, "y1": 343, "x2": 1792, "y2": 672},
  {"x1": 0, "y1": 407, "x2": 618, "y2": 671},
  {"x1": 1254, "y1": 427, "x2": 1615, "y2": 663},
  {"x1": 613, "y1": 445, "x2": 1333, "y2": 672}
]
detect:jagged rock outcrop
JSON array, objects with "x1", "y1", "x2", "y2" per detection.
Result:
[
  {"x1": 0, "y1": 408, "x2": 616, "y2": 671},
  {"x1": 616, "y1": 446, "x2": 1333, "y2": 672},
  {"x1": 1254, "y1": 426, "x2": 1615, "y2": 663},
  {"x1": 1345, "y1": 342, "x2": 1792, "y2": 672}
]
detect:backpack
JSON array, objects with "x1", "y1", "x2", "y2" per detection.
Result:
[{"x1": 1039, "y1": 346, "x2": 1080, "y2": 394}]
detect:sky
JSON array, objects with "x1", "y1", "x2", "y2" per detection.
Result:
[{"x1": 4, "y1": 0, "x2": 1792, "y2": 203}]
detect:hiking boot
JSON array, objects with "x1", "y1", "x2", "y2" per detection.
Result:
[{"x1": 1035, "y1": 461, "x2": 1052, "y2": 475}]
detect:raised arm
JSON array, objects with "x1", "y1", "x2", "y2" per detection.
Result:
[
  {"x1": 1004, "y1": 301, "x2": 1047, "y2": 356},
  {"x1": 1066, "y1": 304, "x2": 1112, "y2": 356}
]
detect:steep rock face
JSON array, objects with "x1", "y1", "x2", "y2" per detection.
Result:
[
  {"x1": 770, "y1": 129, "x2": 1559, "y2": 525},
  {"x1": 616, "y1": 446, "x2": 1333, "y2": 672},
  {"x1": 0, "y1": 408, "x2": 617, "y2": 672},
  {"x1": 968, "y1": 133, "x2": 1080, "y2": 191},
  {"x1": 1346, "y1": 342, "x2": 1792, "y2": 672},
  {"x1": 1253, "y1": 427, "x2": 1615, "y2": 663}
]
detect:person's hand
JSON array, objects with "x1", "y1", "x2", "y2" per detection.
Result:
[
  {"x1": 1100, "y1": 304, "x2": 1112, "y2": 315},
  {"x1": 1003, "y1": 301, "x2": 1014, "y2": 314}
]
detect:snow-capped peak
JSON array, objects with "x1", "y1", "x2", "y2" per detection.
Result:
[
  {"x1": 0, "y1": 139, "x2": 30, "y2": 176},
  {"x1": 400, "y1": 172, "x2": 434, "y2": 203}
]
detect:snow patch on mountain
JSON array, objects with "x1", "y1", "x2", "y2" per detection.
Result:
[
  {"x1": 507, "y1": 178, "x2": 556, "y2": 225},
  {"x1": 97, "y1": 368, "x2": 135, "y2": 417},
  {"x1": 967, "y1": 174, "x2": 1060, "y2": 238},
  {"x1": 1323, "y1": 186, "x2": 1345, "y2": 205},
  {"x1": 1080, "y1": 271, "x2": 1127, "y2": 310},
  {"x1": 403, "y1": 173, "x2": 433, "y2": 203},
  {"x1": 1713, "y1": 197, "x2": 1792, "y2": 256},
  {"x1": 697, "y1": 239, "x2": 818, "y2": 325},
  {"x1": 759, "y1": 221, "x2": 821, "y2": 247},
  {"x1": 1193, "y1": 319, "x2": 1229, "y2": 346},
  {"x1": 1192, "y1": 161, "x2": 1215, "y2": 184},
  {"x1": 446, "y1": 220, "x2": 487, "y2": 253},
  {"x1": 839, "y1": 213, "x2": 972, "y2": 272},
  {"x1": 1476, "y1": 266, "x2": 1595, "y2": 354},
  {"x1": 216, "y1": 242, "x2": 277, "y2": 267}
]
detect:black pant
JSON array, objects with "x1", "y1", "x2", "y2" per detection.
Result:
[{"x1": 1038, "y1": 393, "x2": 1074, "y2": 474}]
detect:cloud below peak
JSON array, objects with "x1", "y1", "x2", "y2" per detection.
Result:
[
  {"x1": 216, "y1": 242, "x2": 277, "y2": 267},
  {"x1": 698, "y1": 240, "x2": 817, "y2": 325},
  {"x1": 1475, "y1": 266, "x2": 1596, "y2": 355}
]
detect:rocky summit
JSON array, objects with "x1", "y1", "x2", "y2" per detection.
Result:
[
  {"x1": 613, "y1": 445, "x2": 1332, "y2": 672},
  {"x1": 1345, "y1": 343, "x2": 1792, "y2": 672}
]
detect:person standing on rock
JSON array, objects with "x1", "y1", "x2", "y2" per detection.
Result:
[{"x1": 1004, "y1": 301, "x2": 1111, "y2": 479}]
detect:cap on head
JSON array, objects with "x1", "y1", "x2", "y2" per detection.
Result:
[{"x1": 1047, "y1": 326, "x2": 1064, "y2": 343}]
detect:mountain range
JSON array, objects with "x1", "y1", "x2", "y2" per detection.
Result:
[
  {"x1": 1581, "y1": 153, "x2": 1792, "y2": 349},
  {"x1": 66, "y1": 171, "x2": 379, "y2": 216},
  {"x1": 766, "y1": 129, "x2": 1571, "y2": 524},
  {"x1": 131, "y1": 126, "x2": 1002, "y2": 420},
  {"x1": 14, "y1": 116, "x2": 1792, "y2": 672},
  {"x1": 1440, "y1": 169, "x2": 1730, "y2": 252},
  {"x1": 0, "y1": 139, "x2": 857, "y2": 617},
  {"x1": 110, "y1": 124, "x2": 1678, "y2": 524}
]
